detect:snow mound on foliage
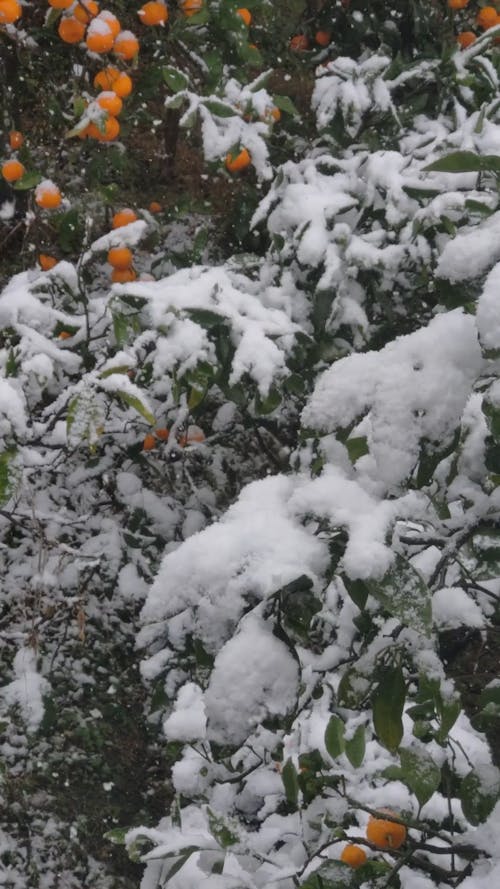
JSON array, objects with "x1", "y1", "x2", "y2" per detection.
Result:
[
  {"x1": 432, "y1": 587, "x2": 485, "y2": 629},
  {"x1": 436, "y1": 210, "x2": 500, "y2": 282},
  {"x1": 1, "y1": 648, "x2": 49, "y2": 732},
  {"x1": 302, "y1": 310, "x2": 482, "y2": 488},
  {"x1": 123, "y1": 265, "x2": 298, "y2": 395},
  {"x1": 139, "y1": 474, "x2": 328, "y2": 655},
  {"x1": 204, "y1": 614, "x2": 299, "y2": 745},
  {"x1": 477, "y1": 260, "x2": 500, "y2": 350}
]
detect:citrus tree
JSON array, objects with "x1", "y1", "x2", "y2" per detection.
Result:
[{"x1": 2, "y1": 1, "x2": 500, "y2": 888}]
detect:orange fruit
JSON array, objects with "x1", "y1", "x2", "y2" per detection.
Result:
[
  {"x1": 138, "y1": 1, "x2": 168, "y2": 25},
  {"x1": 456, "y1": 30, "x2": 476, "y2": 47},
  {"x1": 86, "y1": 22, "x2": 114, "y2": 53},
  {"x1": 8, "y1": 130, "x2": 23, "y2": 149},
  {"x1": 58, "y1": 17, "x2": 86, "y2": 43},
  {"x1": 112, "y1": 71, "x2": 133, "y2": 97},
  {"x1": 58, "y1": 330, "x2": 72, "y2": 339},
  {"x1": 98, "y1": 10, "x2": 121, "y2": 37},
  {"x1": 49, "y1": 0, "x2": 73, "y2": 7},
  {"x1": 111, "y1": 267, "x2": 137, "y2": 282},
  {"x1": 35, "y1": 181, "x2": 62, "y2": 209},
  {"x1": 142, "y1": 433, "x2": 156, "y2": 451},
  {"x1": 112, "y1": 207, "x2": 138, "y2": 228},
  {"x1": 0, "y1": 0, "x2": 22, "y2": 24},
  {"x1": 315, "y1": 30, "x2": 331, "y2": 46},
  {"x1": 477, "y1": 6, "x2": 498, "y2": 28},
  {"x1": 39, "y1": 254, "x2": 58, "y2": 271},
  {"x1": 149, "y1": 200, "x2": 162, "y2": 213},
  {"x1": 448, "y1": 0, "x2": 469, "y2": 7},
  {"x1": 261, "y1": 105, "x2": 281, "y2": 123},
  {"x1": 225, "y1": 148, "x2": 251, "y2": 173},
  {"x1": 94, "y1": 65, "x2": 120, "y2": 90},
  {"x1": 108, "y1": 246, "x2": 133, "y2": 269},
  {"x1": 179, "y1": 424, "x2": 206, "y2": 446},
  {"x1": 180, "y1": 0, "x2": 203, "y2": 17},
  {"x1": 1, "y1": 159, "x2": 25, "y2": 182},
  {"x1": 96, "y1": 91, "x2": 123, "y2": 116},
  {"x1": 155, "y1": 427, "x2": 169, "y2": 440},
  {"x1": 87, "y1": 115, "x2": 120, "y2": 141},
  {"x1": 113, "y1": 30, "x2": 139, "y2": 60},
  {"x1": 290, "y1": 34, "x2": 310, "y2": 51},
  {"x1": 340, "y1": 845, "x2": 367, "y2": 869},
  {"x1": 366, "y1": 810, "x2": 407, "y2": 851},
  {"x1": 237, "y1": 7, "x2": 251, "y2": 25},
  {"x1": 74, "y1": 0, "x2": 99, "y2": 24}
]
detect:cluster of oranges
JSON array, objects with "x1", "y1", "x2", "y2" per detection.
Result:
[
  {"x1": 143, "y1": 424, "x2": 206, "y2": 451},
  {"x1": 107, "y1": 207, "x2": 139, "y2": 282},
  {"x1": 449, "y1": 1, "x2": 500, "y2": 48},
  {"x1": 339, "y1": 809, "x2": 407, "y2": 871},
  {"x1": 1, "y1": 130, "x2": 64, "y2": 208}
]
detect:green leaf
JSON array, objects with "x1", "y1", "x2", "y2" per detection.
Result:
[
  {"x1": 435, "y1": 695, "x2": 461, "y2": 744},
  {"x1": 281, "y1": 758, "x2": 299, "y2": 808},
  {"x1": 273, "y1": 94, "x2": 299, "y2": 116},
  {"x1": 55, "y1": 208, "x2": 84, "y2": 254},
  {"x1": 324, "y1": 715, "x2": 345, "y2": 759},
  {"x1": 342, "y1": 575, "x2": 369, "y2": 610},
  {"x1": 460, "y1": 769, "x2": 500, "y2": 825},
  {"x1": 424, "y1": 151, "x2": 500, "y2": 174},
  {"x1": 0, "y1": 448, "x2": 19, "y2": 507},
  {"x1": 186, "y1": 308, "x2": 224, "y2": 328},
  {"x1": 399, "y1": 747, "x2": 441, "y2": 807},
  {"x1": 163, "y1": 66, "x2": 189, "y2": 93},
  {"x1": 99, "y1": 365, "x2": 132, "y2": 379},
  {"x1": 13, "y1": 171, "x2": 42, "y2": 190},
  {"x1": 115, "y1": 391, "x2": 155, "y2": 425},
  {"x1": 104, "y1": 827, "x2": 128, "y2": 845},
  {"x1": 112, "y1": 312, "x2": 131, "y2": 347},
  {"x1": 424, "y1": 151, "x2": 483, "y2": 173},
  {"x1": 344, "y1": 725, "x2": 366, "y2": 768},
  {"x1": 345, "y1": 436, "x2": 369, "y2": 464},
  {"x1": 254, "y1": 387, "x2": 282, "y2": 415},
  {"x1": 207, "y1": 808, "x2": 238, "y2": 847},
  {"x1": 203, "y1": 99, "x2": 238, "y2": 118},
  {"x1": 337, "y1": 667, "x2": 371, "y2": 709},
  {"x1": 372, "y1": 666, "x2": 405, "y2": 753},
  {"x1": 370, "y1": 554, "x2": 432, "y2": 636}
]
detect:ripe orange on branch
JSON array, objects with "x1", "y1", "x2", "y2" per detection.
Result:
[
  {"x1": 0, "y1": 0, "x2": 22, "y2": 25},
  {"x1": 86, "y1": 20, "x2": 114, "y2": 53},
  {"x1": 457, "y1": 30, "x2": 476, "y2": 47},
  {"x1": 74, "y1": 0, "x2": 99, "y2": 24},
  {"x1": 98, "y1": 10, "x2": 121, "y2": 38},
  {"x1": 179, "y1": 0, "x2": 203, "y2": 17},
  {"x1": 225, "y1": 148, "x2": 251, "y2": 173},
  {"x1": 39, "y1": 254, "x2": 58, "y2": 271},
  {"x1": 138, "y1": 1, "x2": 168, "y2": 25},
  {"x1": 1, "y1": 159, "x2": 25, "y2": 182},
  {"x1": 8, "y1": 130, "x2": 24, "y2": 149},
  {"x1": 87, "y1": 116, "x2": 120, "y2": 141},
  {"x1": 448, "y1": 0, "x2": 469, "y2": 8},
  {"x1": 112, "y1": 208, "x2": 138, "y2": 228},
  {"x1": 58, "y1": 17, "x2": 86, "y2": 43},
  {"x1": 113, "y1": 30, "x2": 139, "y2": 60},
  {"x1": 340, "y1": 845, "x2": 367, "y2": 869},
  {"x1": 237, "y1": 7, "x2": 251, "y2": 26},
  {"x1": 35, "y1": 181, "x2": 62, "y2": 209},
  {"x1": 49, "y1": 0, "x2": 73, "y2": 8},
  {"x1": 289, "y1": 34, "x2": 310, "y2": 51},
  {"x1": 366, "y1": 810, "x2": 407, "y2": 850},
  {"x1": 96, "y1": 91, "x2": 123, "y2": 116},
  {"x1": 111, "y1": 267, "x2": 137, "y2": 282},
  {"x1": 476, "y1": 6, "x2": 498, "y2": 28},
  {"x1": 108, "y1": 246, "x2": 133, "y2": 269}
]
